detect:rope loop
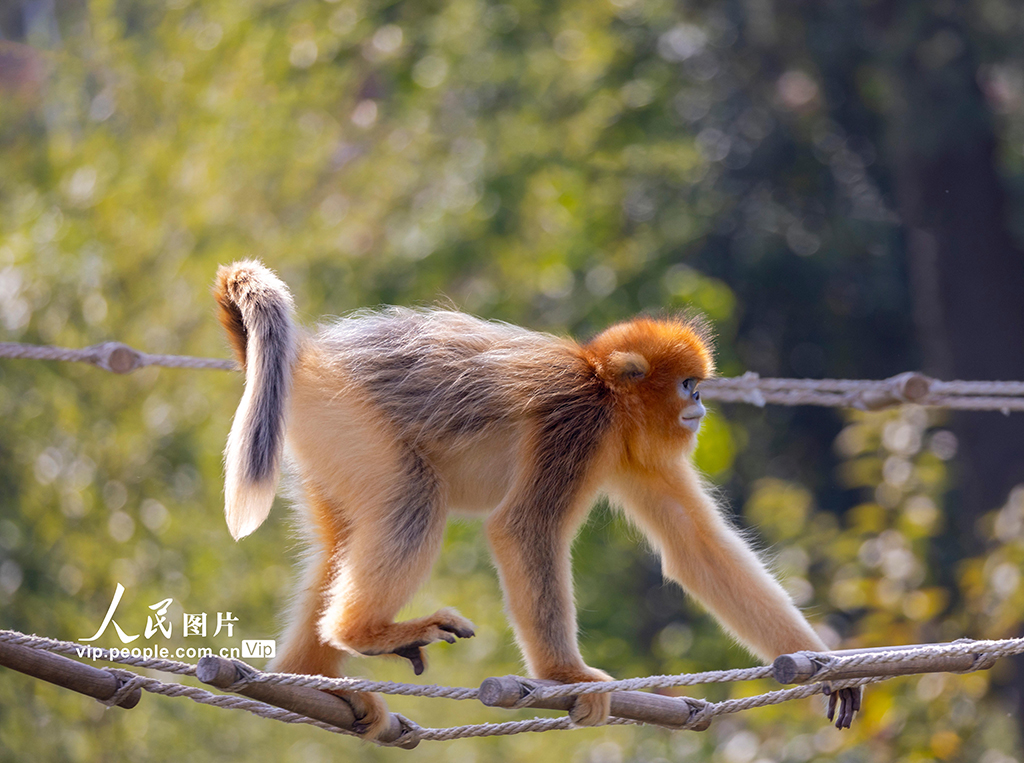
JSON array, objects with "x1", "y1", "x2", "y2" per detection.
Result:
[
  {"x1": 680, "y1": 697, "x2": 715, "y2": 731},
  {"x1": 101, "y1": 669, "x2": 145, "y2": 708},
  {"x1": 389, "y1": 714, "x2": 424, "y2": 748}
]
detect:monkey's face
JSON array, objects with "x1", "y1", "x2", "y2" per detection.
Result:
[
  {"x1": 676, "y1": 377, "x2": 705, "y2": 433},
  {"x1": 586, "y1": 315, "x2": 715, "y2": 464}
]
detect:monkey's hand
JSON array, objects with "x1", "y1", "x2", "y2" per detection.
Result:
[
  {"x1": 824, "y1": 684, "x2": 862, "y2": 730},
  {"x1": 555, "y1": 667, "x2": 614, "y2": 727}
]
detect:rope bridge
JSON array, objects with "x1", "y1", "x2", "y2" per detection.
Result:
[{"x1": 2, "y1": 629, "x2": 1022, "y2": 748}]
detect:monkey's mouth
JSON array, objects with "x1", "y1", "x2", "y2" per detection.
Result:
[{"x1": 679, "y1": 414, "x2": 704, "y2": 432}]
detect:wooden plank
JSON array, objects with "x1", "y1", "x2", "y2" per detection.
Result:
[
  {"x1": 0, "y1": 639, "x2": 141, "y2": 708},
  {"x1": 478, "y1": 675, "x2": 708, "y2": 730},
  {"x1": 195, "y1": 655, "x2": 417, "y2": 748},
  {"x1": 773, "y1": 643, "x2": 997, "y2": 684}
]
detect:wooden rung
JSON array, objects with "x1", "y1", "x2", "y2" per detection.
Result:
[
  {"x1": 194, "y1": 655, "x2": 417, "y2": 749},
  {"x1": 773, "y1": 643, "x2": 999, "y2": 684},
  {"x1": 478, "y1": 675, "x2": 708, "y2": 730},
  {"x1": 0, "y1": 639, "x2": 141, "y2": 708}
]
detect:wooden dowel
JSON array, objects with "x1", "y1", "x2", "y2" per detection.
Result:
[
  {"x1": 195, "y1": 656, "x2": 417, "y2": 749},
  {"x1": 0, "y1": 639, "x2": 141, "y2": 709},
  {"x1": 478, "y1": 675, "x2": 708, "y2": 730},
  {"x1": 773, "y1": 643, "x2": 998, "y2": 685},
  {"x1": 857, "y1": 372, "x2": 931, "y2": 410}
]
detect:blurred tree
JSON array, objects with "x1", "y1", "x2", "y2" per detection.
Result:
[{"x1": 873, "y1": 4, "x2": 1024, "y2": 538}]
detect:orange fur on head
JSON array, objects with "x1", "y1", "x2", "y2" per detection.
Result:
[
  {"x1": 584, "y1": 316, "x2": 715, "y2": 460},
  {"x1": 586, "y1": 315, "x2": 715, "y2": 385}
]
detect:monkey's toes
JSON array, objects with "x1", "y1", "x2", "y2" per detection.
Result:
[
  {"x1": 438, "y1": 622, "x2": 475, "y2": 640},
  {"x1": 392, "y1": 643, "x2": 428, "y2": 675},
  {"x1": 433, "y1": 608, "x2": 476, "y2": 640},
  {"x1": 569, "y1": 691, "x2": 611, "y2": 727}
]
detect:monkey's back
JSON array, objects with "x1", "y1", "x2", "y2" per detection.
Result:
[{"x1": 310, "y1": 308, "x2": 602, "y2": 447}]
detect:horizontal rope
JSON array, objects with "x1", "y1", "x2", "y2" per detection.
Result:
[
  {"x1": 0, "y1": 629, "x2": 200, "y2": 677},
  {"x1": 2, "y1": 340, "x2": 1023, "y2": 412},
  {"x1": 701, "y1": 371, "x2": 1024, "y2": 412},
  {"x1": 0, "y1": 341, "x2": 234, "y2": 373},
  {"x1": 0, "y1": 630, "x2": 773, "y2": 699}
]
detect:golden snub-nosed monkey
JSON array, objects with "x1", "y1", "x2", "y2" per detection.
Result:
[{"x1": 213, "y1": 259, "x2": 860, "y2": 737}]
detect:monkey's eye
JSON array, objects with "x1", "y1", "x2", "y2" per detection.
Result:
[{"x1": 679, "y1": 377, "x2": 701, "y2": 400}]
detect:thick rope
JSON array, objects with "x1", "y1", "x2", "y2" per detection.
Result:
[{"x1": 2, "y1": 340, "x2": 1024, "y2": 412}]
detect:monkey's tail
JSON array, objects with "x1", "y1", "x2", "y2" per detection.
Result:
[{"x1": 213, "y1": 260, "x2": 299, "y2": 540}]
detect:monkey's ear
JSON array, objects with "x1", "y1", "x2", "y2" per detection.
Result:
[{"x1": 607, "y1": 351, "x2": 649, "y2": 382}]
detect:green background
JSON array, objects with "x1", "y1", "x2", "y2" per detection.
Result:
[{"x1": 2, "y1": 0, "x2": 1024, "y2": 760}]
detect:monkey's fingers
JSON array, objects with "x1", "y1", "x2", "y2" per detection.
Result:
[
  {"x1": 438, "y1": 621, "x2": 476, "y2": 640},
  {"x1": 827, "y1": 686, "x2": 861, "y2": 730},
  {"x1": 392, "y1": 643, "x2": 427, "y2": 675},
  {"x1": 842, "y1": 687, "x2": 858, "y2": 729},
  {"x1": 826, "y1": 690, "x2": 837, "y2": 723}
]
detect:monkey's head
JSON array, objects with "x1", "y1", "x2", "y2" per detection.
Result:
[{"x1": 586, "y1": 315, "x2": 715, "y2": 457}]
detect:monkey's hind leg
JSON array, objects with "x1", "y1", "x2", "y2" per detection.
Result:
[
  {"x1": 269, "y1": 489, "x2": 390, "y2": 738},
  {"x1": 318, "y1": 451, "x2": 475, "y2": 675}
]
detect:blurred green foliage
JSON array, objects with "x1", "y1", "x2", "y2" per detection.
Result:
[{"x1": 2, "y1": 0, "x2": 1024, "y2": 761}]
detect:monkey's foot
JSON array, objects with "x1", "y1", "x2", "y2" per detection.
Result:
[
  {"x1": 328, "y1": 688, "x2": 391, "y2": 738},
  {"x1": 545, "y1": 666, "x2": 614, "y2": 727},
  {"x1": 825, "y1": 685, "x2": 862, "y2": 730},
  {"x1": 353, "y1": 608, "x2": 476, "y2": 675}
]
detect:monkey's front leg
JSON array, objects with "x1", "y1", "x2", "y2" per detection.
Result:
[
  {"x1": 486, "y1": 506, "x2": 612, "y2": 726},
  {"x1": 618, "y1": 469, "x2": 862, "y2": 729}
]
